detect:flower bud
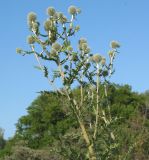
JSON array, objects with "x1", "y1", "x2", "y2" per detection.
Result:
[
  {"x1": 108, "y1": 50, "x2": 115, "y2": 57},
  {"x1": 81, "y1": 43, "x2": 88, "y2": 51},
  {"x1": 27, "y1": 12, "x2": 37, "y2": 23},
  {"x1": 75, "y1": 25, "x2": 80, "y2": 32},
  {"x1": 69, "y1": 23, "x2": 73, "y2": 29},
  {"x1": 27, "y1": 36, "x2": 35, "y2": 44},
  {"x1": 57, "y1": 12, "x2": 67, "y2": 24},
  {"x1": 32, "y1": 22, "x2": 39, "y2": 32},
  {"x1": 59, "y1": 15, "x2": 67, "y2": 24},
  {"x1": 44, "y1": 20, "x2": 53, "y2": 31},
  {"x1": 68, "y1": 5, "x2": 77, "y2": 15},
  {"x1": 47, "y1": 7, "x2": 56, "y2": 16},
  {"x1": 101, "y1": 57, "x2": 106, "y2": 65},
  {"x1": 16, "y1": 48, "x2": 22, "y2": 54},
  {"x1": 92, "y1": 54, "x2": 102, "y2": 63},
  {"x1": 79, "y1": 38, "x2": 87, "y2": 45},
  {"x1": 110, "y1": 41, "x2": 120, "y2": 49},
  {"x1": 52, "y1": 42, "x2": 61, "y2": 52}
]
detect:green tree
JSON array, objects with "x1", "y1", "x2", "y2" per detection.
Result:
[{"x1": 0, "y1": 128, "x2": 5, "y2": 150}]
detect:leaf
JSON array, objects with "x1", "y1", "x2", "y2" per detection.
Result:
[{"x1": 43, "y1": 66, "x2": 48, "y2": 77}]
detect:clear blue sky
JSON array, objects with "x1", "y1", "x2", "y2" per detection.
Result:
[{"x1": 0, "y1": 0, "x2": 149, "y2": 139}]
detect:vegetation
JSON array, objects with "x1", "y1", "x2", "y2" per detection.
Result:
[
  {"x1": 0, "y1": 5, "x2": 148, "y2": 160},
  {"x1": 0, "y1": 85, "x2": 149, "y2": 159}
]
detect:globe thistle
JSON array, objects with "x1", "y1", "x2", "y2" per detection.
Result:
[
  {"x1": 75, "y1": 25, "x2": 80, "y2": 32},
  {"x1": 16, "y1": 48, "x2": 22, "y2": 54},
  {"x1": 68, "y1": 5, "x2": 77, "y2": 15},
  {"x1": 44, "y1": 20, "x2": 53, "y2": 31},
  {"x1": 57, "y1": 12, "x2": 67, "y2": 24},
  {"x1": 47, "y1": 7, "x2": 56, "y2": 16},
  {"x1": 81, "y1": 43, "x2": 88, "y2": 51},
  {"x1": 79, "y1": 38, "x2": 87, "y2": 45},
  {"x1": 101, "y1": 57, "x2": 106, "y2": 66},
  {"x1": 69, "y1": 23, "x2": 73, "y2": 29},
  {"x1": 78, "y1": 38, "x2": 88, "y2": 50},
  {"x1": 110, "y1": 41, "x2": 120, "y2": 49},
  {"x1": 92, "y1": 54, "x2": 102, "y2": 63},
  {"x1": 67, "y1": 46, "x2": 73, "y2": 52},
  {"x1": 59, "y1": 15, "x2": 67, "y2": 24},
  {"x1": 53, "y1": 12, "x2": 59, "y2": 20},
  {"x1": 52, "y1": 42, "x2": 61, "y2": 52},
  {"x1": 57, "y1": 12, "x2": 64, "y2": 19},
  {"x1": 27, "y1": 35, "x2": 35, "y2": 44},
  {"x1": 27, "y1": 12, "x2": 37, "y2": 23},
  {"x1": 32, "y1": 22, "x2": 39, "y2": 32},
  {"x1": 108, "y1": 50, "x2": 115, "y2": 57}
]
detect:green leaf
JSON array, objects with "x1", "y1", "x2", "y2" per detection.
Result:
[{"x1": 43, "y1": 66, "x2": 48, "y2": 77}]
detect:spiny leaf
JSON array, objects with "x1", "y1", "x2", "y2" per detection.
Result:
[{"x1": 43, "y1": 66, "x2": 48, "y2": 77}]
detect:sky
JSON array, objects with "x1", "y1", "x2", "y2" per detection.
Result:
[{"x1": 0, "y1": 0, "x2": 149, "y2": 139}]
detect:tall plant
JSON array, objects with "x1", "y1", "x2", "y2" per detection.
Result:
[{"x1": 17, "y1": 6, "x2": 120, "y2": 159}]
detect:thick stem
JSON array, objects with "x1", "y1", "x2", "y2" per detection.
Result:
[
  {"x1": 67, "y1": 93, "x2": 96, "y2": 160},
  {"x1": 104, "y1": 84, "x2": 112, "y2": 121},
  {"x1": 93, "y1": 63, "x2": 99, "y2": 140}
]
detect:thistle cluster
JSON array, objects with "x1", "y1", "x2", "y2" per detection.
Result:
[{"x1": 78, "y1": 38, "x2": 90, "y2": 54}]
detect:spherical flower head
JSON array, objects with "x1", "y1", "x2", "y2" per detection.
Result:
[
  {"x1": 52, "y1": 42, "x2": 61, "y2": 52},
  {"x1": 92, "y1": 54, "x2": 102, "y2": 63},
  {"x1": 57, "y1": 12, "x2": 63, "y2": 18},
  {"x1": 47, "y1": 7, "x2": 56, "y2": 16},
  {"x1": 81, "y1": 43, "x2": 88, "y2": 51},
  {"x1": 101, "y1": 57, "x2": 106, "y2": 66},
  {"x1": 108, "y1": 50, "x2": 115, "y2": 57},
  {"x1": 59, "y1": 15, "x2": 67, "y2": 24},
  {"x1": 16, "y1": 48, "x2": 22, "y2": 54},
  {"x1": 79, "y1": 38, "x2": 87, "y2": 45},
  {"x1": 44, "y1": 20, "x2": 53, "y2": 31},
  {"x1": 57, "y1": 12, "x2": 67, "y2": 24},
  {"x1": 68, "y1": 5, "x2": 77, "y2": 15},
  {"x1": 27, "y1": 12, "x2": 37, "y2": 23},
  {"x1": 27, "y1": 35, "x2": 35, "y2": 44},
  {"x1": 110, "y1": 41, "x2": 120, "y2": 49},
  {"x1": 53, "y1": 12, "x2": 59, "y2": 20},
  {"x1": 75, "y1": 25, "x2": 80, "y2": 32},
  {"x1": 32, "y1": 22, "x2": 39, "y2": 31}
]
